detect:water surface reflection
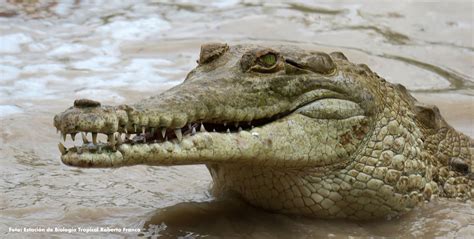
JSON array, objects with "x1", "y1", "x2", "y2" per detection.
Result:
[{"x1": 0, "y1": 0, "x2": 472, "y2": 238}]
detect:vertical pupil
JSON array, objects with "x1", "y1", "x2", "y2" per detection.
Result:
[{"x1": 260, "y1": 54, "x2": 276, "y2": 66}]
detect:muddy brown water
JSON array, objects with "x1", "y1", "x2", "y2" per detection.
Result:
[{"x1": 0, "y1": 1, "x2": 473, "y2": 238}]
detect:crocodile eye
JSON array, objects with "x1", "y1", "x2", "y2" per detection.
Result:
[
  {"x1": 258, "y1": 53, "x2": 277, "y2": 67},
  {"x1": 240, "y1": 48, "x2": 283, "y2": 73}
]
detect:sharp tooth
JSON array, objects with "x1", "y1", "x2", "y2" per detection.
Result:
[
  {"x1": 161, "y1": 128, "x2": 166, "y2": 138},
  {"x1": 213, "y1": 128, "x2": 216, "y2": 132},
  {"x1": 92, "y1": 133, "x2": 98, "y2": 144},
  {"x1": 226, "y1": 128, "x2": 230, "y2": 133},
  {"x1": 124, "y1": 128, "x2": 128, "y2": 134},
  {"x1": 191, "y1": 126, "x2": 196, "y2": 135},
  {"x1": 175, "y1": 129, "x2": 182, "y2": 141},
  {"x1": 238, "y1": 127, "x2": 242, "y2": 132},
  {"x1": 62, "y1": 133, "x2": 67, "y2": 141},
  {"x1": 71, "y1": 133, "x2": 76, "y2": 141},
  {"x1": 200, "y1": 123, "x2": 206, "y2": 132},
  {"x1": 58, "y1": 143, "x2": 66, "y2": 155},
  {"x1": 116, "y1": 133, "x2": 123, "y2": 145},
  {"x1": 142, "y1": 126, "x2": 146, "y2": 135},
  {"x1": 188, "y1": 124, "x2": 192, "y2": 130},
  {"x1": 108, "y1": 134, "x2": 115, "y2": 145},
  {"x1": 81, "y1": 132, "x2": 89, "y2": 144},
  {"x1": 223, "y1": 122, "x2": 227, "y2": 127},
  {"x1": 134, "y1": 124, "x2": 137, "y2": 133}
]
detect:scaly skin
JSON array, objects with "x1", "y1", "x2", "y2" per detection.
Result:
[{"x1": 54, "y1": 43, "x2": 473, "y2": 219}]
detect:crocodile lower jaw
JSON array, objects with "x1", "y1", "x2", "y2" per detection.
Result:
[
  {"x1": 60, "y1": 129, "x2": 263, "y2": 168},
  {"x1": 57, "y1": 114, "x2": 277, "y2": 158}
]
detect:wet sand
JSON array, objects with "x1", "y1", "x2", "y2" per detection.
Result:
[{"x1": 0, "y1": 1, "x2": 473, "y2": 238}]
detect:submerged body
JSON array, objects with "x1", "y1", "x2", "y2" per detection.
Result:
[{"x1": 54, "y1": 44, "x2": 473, "y2": 219}]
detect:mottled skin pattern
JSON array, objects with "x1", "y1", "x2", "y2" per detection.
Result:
[{"x1": 54, "y1": 43, "x2": 473, "y2": 219}]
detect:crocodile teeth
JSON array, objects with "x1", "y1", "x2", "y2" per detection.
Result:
[
  {"x1": 175, "y1": 129, "x2": 182, "y2": 141},
  {"x1": 108, "y1": 134, "x2": 114, "y2": 145},
  {"x1": 238, "y1": 127, "x2": 242, "y2": 132},
  {"x1": 71, "y1": 133, "x2": 76, "y2": 141},
  {"x1": 161, "y1": 128, "x2": 166, "y2": 138},
  {"x1": 58, "y1": 142, "x2": 66, "y2": 155},
  {"x1": 226, "y1": 128, "x2": 230, "y2": 133},
  {"x1": 142, "y1": 127, "x2": 145, "y2": 135},
  {"x1": 81, "y1": 132, "x2": 89, "y2": 144},
  {"x1": 124, "y1": 128, "x2": 128, "y2": 134},
  {"x1": 223, "y1": 122, "x2": 227, "y2": 127},
  {"x1": 134, "y1": 124, "x2": 137, "y2": 133},
  {"x1": 191, "y1": 126, "x2": 196, "y2": 135},
  {"x1": 200, "y1": 123, "x2": 206, "y2": 132},
  {"x1": 92, "y1": 133, "x2": 98, "y2": 144},
  {"x1": 62, "y1": 133, "x2": 66, "y2": 141},
  {"x1": 116, "y1": 133, "x2": 123, "y2": 145}
]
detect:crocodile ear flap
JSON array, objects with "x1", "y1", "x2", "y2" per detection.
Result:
[
  {"x1": 197, "y1": 43, "x2": 229, "y2": 65},
  {"x1": 414, "y1": 103, "x2": 445, "y2": 130}
]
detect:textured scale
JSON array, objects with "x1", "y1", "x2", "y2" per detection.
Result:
[{"x1": 54, "y1": 44, "x2": 473, "y2": 219}]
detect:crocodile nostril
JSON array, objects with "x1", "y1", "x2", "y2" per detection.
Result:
[{"x1": 74, "y1": 99, "x2": 101, "y2": 108}]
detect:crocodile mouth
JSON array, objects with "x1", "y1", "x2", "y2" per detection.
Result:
[
  {"x1": 57, "y1": 110, "x2": 289, "y2": 156},
  {"x1": 57, "y1": 93, "x2": 369, "y2": 159},
  {"x1": 56, "y1": 93, "x2": 370, "y2": 169}
]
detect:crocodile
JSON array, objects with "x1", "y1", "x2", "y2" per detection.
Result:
[{"x1": 54, "y1": 43, "x2": 473, "y2": 219}]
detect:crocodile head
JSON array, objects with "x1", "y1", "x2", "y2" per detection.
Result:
[
  {"x1": 54, "y1": 43, "x2": 472, "y2": 219},
  {"x1": 55, "y1": 44, "x2": 375, "y2": 168}
]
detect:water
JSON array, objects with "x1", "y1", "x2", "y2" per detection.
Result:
[{"x1": 0, "y1": 0, "x2": 473, "y2": 238}]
